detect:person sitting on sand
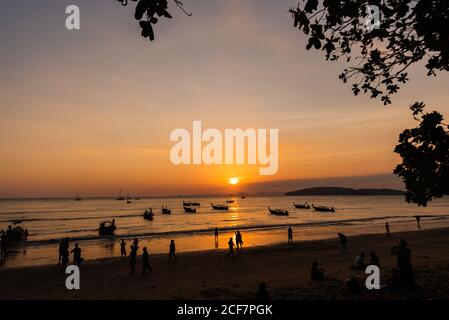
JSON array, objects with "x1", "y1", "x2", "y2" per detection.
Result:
[
  {"x1": 288, "y1": 227, "x2": 293, "y2": 244},
  {"x1": 369, "y1": 252, "x2": 380, "y2": 267},
  {"x1": 256, "y1": 282, "x2": 268, "y2": 300},
  {"x1": 344, "y1": 277, "x2": 362, "y2": 294},
  {"x1": 391, "y1": 239, "x2": 414, "y2": 288},
  {"x1": 385, "y1": 222, "x2": 391, "y2": 238},
  {"x1": 70, "y1": 243, "x2": 83, "y2": 267},
  {"x1": 120, "y1": 239, "x2": 127, "y2": 257},
  {"x1": 387, "y1": 267, "x2": 402, "y2": 293},
  {"x1": 311, "y1": 261, "x2": 324, "y2": 281},
  {"x1": 227, "y1": 237, "x2": 235, "y2": 258},
  {"x1": 142, "y1": 247, "x2": 152, "y2": 274},
  {"x1": 352, "y1": 252, "x2": 366, "y2": 270},
  {"x1": 338, "y1": 233, "x2": 347, "y2": 251},
  {"x1": 169, "y1": 239, "x2": 178, "y2": 261}
]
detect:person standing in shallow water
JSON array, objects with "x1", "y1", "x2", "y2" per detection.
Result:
[
  {"x1": 288, "y1": 227, "x2": 293, "y2": 244},
  {"x1": 415, "y1": 216, "x2": 421, "y2": 229},
  {"x1": 227, "y1": 237, "x2": 235, "y2": 258},
  {"x1": 120, "y1": 239, "x2": 127, "y2": 257},
  {"x1": 214, "y1": 227, "x2": 219, "y2": 241},
  {"x1": 386, "y1": 222, "x2": 391, "y2": 238},
  {"x1": 169, "y1": 239, "x2": 178, "y2": 261},
  {"x1": 142, "y1": 247, "x2": 152, "y2": 274}
]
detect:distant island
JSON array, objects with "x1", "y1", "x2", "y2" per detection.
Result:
[{"x1": 285, "y1": 187, "x2": 405, "y2": 196}]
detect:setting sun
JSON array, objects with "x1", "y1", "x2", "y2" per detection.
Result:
[{"x1": 229, "y1": 177, "x2": 239, "y2": 185}]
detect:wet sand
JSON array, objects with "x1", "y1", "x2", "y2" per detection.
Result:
[{"x1": 1, "y1": 227, "x2": 449, "y2": 300}]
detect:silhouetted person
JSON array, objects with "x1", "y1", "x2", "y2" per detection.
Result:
[
  {"x1": 0, "y1": 231, "x2": 7, "y2": 260},
  {"x1": 129, "y1": 239, "x2": 139, "y2": 274},
  {"x1": 388, "y1": 267, "x2": 402, "y2": 293},
  {"x1": 415, "y1": 216, "x2": 421, "y2": 229},
  {"x1": 71, "y1": 243, "x2": 82, "y2": 267},
  {"x1": 344, "y1": 277, "x2": 362, "y2": 294},
  {"x1": 169, "y1": 239, "x2": 178, "y2": 261},
  {"x1": 311, "y1": 261, "x2": 324, "y2": 281},
  {"x1": 236, "y1": 231, "x2": 243, "y2": 251},
  {"x1": 385, "y1": 222, "x2": 391, "y2": 238},
  {"x1": 288, "y1": 226, "x2": 293, "y2": 244},
  {"x1": 227, "y1": 237, "x2": 235, "y2": 258},
  {"x1": 352, "y1": 252, "x2": 366, "y2": 270},
  {"x1": 391, "y1": 239, "x2": 414, "y2": 288},
  {"x1": 142, "y1": 247, "x2": 152, "y2": 274},
  {"x1": 338, "y1": 233, "x2": 347, "y2": 251},
  {"x1": 369, "y1": 252, "x2": 380, "y2": 267},
  {"x1": 256, "y1": 282, "x2": 268, "y2": 300},
  {"x1": 62, "y1": 248, "x2": 69, "y2": 268},
  {"x1": 120, "y1": 239, "x2": 127, "y2": 257},
  {"x1": 58, "y1": 239, "x2": 65, "y2": 264},
  {"x1": 214, "y1": 227, "x2": 218, "y2": 241}
]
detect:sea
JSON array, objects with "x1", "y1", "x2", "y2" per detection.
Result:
[{"x1": 1, "y1": 195, "x2": 449, "y2": 269}]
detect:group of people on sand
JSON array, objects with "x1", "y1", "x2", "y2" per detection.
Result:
[
  {"x1": 308, "y1": 229, "x2": 415, "y2": 294},
  {"x1": 58, "y1": 237, "x2": 83, "y2": 267},
  {"x1": 121, "y1": 238, "x2": 178, "y2": 275},
  {"x1": 227, "y1": 230, "x2": 244, "y2": 257}
]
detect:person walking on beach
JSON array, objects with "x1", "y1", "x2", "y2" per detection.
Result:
[
  {"x1": 61, "y1": 246, "x2": 69, "y2": 268},
  {"x1": 391, "y1": 239, "x2": 414, "y2": 288},
  {"x1": 386, "y1": 222, "x2": 391, "y2": 238},
  {"x1": 120, "y1": 239, "x2": 127, "y2": 257},
  {"x1": 227, "y1": 237, "x2": 235, "y2": 258},
  {"x1": 142, "y1": 247, "x2": 152, "y2": 274},
  {"x1": 338, "y1": 233, "x2": 347, "y2": 251},
  {"x1": 236, "y1": 231, "x2": 243, "y2": 251},
  {"x1": 129, "y1": 239, "x2": 139, "y2": 274},
  {"x1": 58, "y1": 239, "x2": 65, "y2": 264},
  {"x1": 288, "y1": 226, "x2": 293, "y2": 244},
  {"x1": 169, "y1": 239, "x2": 178, "y2": 261},
  {"x1": 71, "y1": 243, "x2": 83, "y2": 267}
]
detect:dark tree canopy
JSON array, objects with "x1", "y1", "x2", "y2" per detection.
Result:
[
  {"x1": 290, "y1": 0, "x2": 449, "y2": 104},
  {"x1": 117, "y1": 0, "x2": 190, "y2": 41},
  {"x1": 394, "y1": 103, "x2": 449, "y2": 206}
]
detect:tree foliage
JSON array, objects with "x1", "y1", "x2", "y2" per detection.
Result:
[
  {"x1": 290, "y1": 0, "x2": 449, "y2": 105},
  {"x1": 394, "y1": 103, "x2": 449, "y2": 206},
  {"x1": 117, "y1": 0, "x2": 191, "y2": 41}
]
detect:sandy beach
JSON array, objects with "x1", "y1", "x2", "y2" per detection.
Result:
[{"x1": 1, "y1": 227, "x2": 449, "y2": 300}]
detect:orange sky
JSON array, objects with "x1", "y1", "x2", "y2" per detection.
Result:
[{"x1": 0, "y1": 0, "x2": 449, "y2": 197}]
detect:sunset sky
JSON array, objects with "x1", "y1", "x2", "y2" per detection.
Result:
[{"x1": 1, "y1": 0, "x2": 449, "y2": 197}]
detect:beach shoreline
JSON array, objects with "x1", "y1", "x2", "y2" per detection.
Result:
[{"x1": 1, "y1": 227, "x2": 449, "y2": 300}]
